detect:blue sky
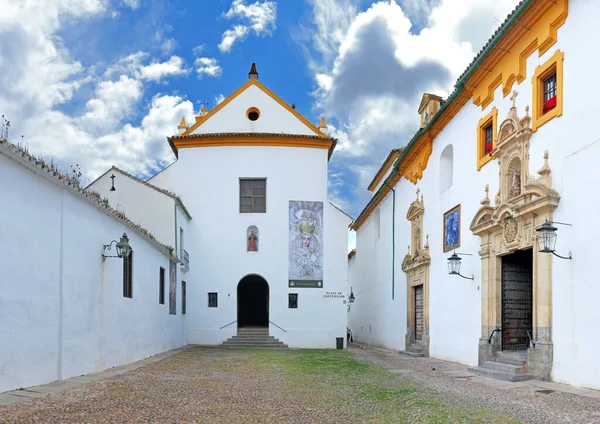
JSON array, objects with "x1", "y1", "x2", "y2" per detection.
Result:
[{"x1": 0, "y1": 0, "x2": 520, "y2": 222}]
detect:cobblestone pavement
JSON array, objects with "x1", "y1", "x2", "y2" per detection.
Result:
[
  {"x1": 351, "y1": 344, "x2": 600, "y2": 424},
  {"x1": 1, "y1": 346, "x2": 599, "y2": 423}
]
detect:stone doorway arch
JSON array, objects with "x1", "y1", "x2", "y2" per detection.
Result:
[{"x1": 237, "y1": 274, "x2": 269, "y2": 328}]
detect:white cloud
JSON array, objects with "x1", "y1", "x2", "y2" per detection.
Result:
[
  {"x1": 0, "y1": 0, "x2": 198, "y2": 184},
  {"x1": 304, "y1": 0, "x2": 520, "y2": 216},
  {"x1": 219, "y1": 0, "x2": 277, "y2": 53},
  {"x1": 195, "y1": 57, "x2": 223, "y2": 78},
  {"x1": 80, "y1": 75, "x2": 143, "y2": 131},
  {"x1": 121, "y1": 0, "x2": 139, "y2": 9},
  {"x1": 137, "y1": 56, "x2": 189, "y2": 81},
  {"x1": 192, "y1": 44, "x2": 205, "y2": 55},
  {"x1": 215, "y1": 94, "x2": 226, "y2": 105},
  {"x1": 160, "y1": 38, "x2": 176, "y2": 55}
]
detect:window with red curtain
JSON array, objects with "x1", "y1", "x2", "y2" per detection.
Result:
[
  {"x1": 484, "y1": 124, "x2": 493, "y2": 155},
  {"x1": 543, "y1": 72, "x2": 557, "y2": 114}
]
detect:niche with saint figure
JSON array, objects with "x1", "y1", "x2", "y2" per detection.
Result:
[{"x1": 247, "y1": 226, "x2": 259, "y2": 252}]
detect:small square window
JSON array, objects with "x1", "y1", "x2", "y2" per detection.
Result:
[
  {"x1": 240, "y1": 179, "x2": 266, "y2": 213},
  {"x1": 289, "y1": 293, "x2": 298, "y2": 309},
  {"x1": 208, "y1": 292, "x2": 218, "y2": 308}
]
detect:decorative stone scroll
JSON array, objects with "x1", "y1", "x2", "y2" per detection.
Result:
[{"x1": 470, "y1": 93, "x2": 560, "y2": 381}]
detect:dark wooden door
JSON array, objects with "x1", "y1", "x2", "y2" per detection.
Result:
[
  {"x1": 501, "y1": 249, "x2": 533, "y2": 350},
  {"x1": 415, "y1": 285, "x2": 424, "y2": 341}
]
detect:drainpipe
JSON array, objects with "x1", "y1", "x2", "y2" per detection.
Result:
[{"x1": 385, "y1": 183, "x2": 396, "y2": 300}]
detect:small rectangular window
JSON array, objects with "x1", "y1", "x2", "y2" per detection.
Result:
[
  {"x1": 484, "y1": 123, "x2": 493, "y2": 155},
  {"x1": 182, "y1": 281, "x2": 187, "y2": 315},
  {"x1": 159, "y1": 267, "x2": 165, "y2": 304},
  {"x1": 208, "y1": 292, "x2": 218, "y2": 308},
  {"x1": 542, "y1": 72, "x2": 557, "y2": 114},
  {"x1": 289, "y1": 293, "x2": 298, "y2": 309},
  {"x1": 240, "y1": 179, "x2": 266, "y2": 213},
  {"x1": 123, "y1": 251, "x2": 133, "y2": 298}
]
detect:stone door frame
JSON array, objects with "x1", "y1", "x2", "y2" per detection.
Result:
[{"x1": 470, "y1": 100, "x2": 560, "y2": 380}]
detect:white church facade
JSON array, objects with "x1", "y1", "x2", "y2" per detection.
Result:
[
  {"x1": 349, "y1": 0, "x2": 600, "y2": 390},
  {"x1": 0, "y1": 65, "x2": 351, "y2": 393}
]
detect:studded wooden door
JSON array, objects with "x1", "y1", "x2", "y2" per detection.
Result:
[
  {"x1": 501, "y1": 249, "x2": 533, "y2": 350},
  {"x1": 415, "y1": 285, "x2": 424, "y2": 341}
]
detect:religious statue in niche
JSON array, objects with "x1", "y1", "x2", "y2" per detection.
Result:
[
  {"x1": 247, "y1": 226, "x2": 259, "y2": 252},
  {"x1": 443, "y1": 204, "x2": 461, "y2": 252}
]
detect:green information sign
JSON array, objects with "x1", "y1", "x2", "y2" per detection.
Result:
[{"x1": 288, "y1": 280, "x2": 323, "y2": 288}]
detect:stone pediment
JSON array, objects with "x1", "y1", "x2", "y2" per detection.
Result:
[
  {"x1": 406, "y1": 189, "x2": 425, "y2": 221},
  {"x1": 471, "y1": 94, "x2": 561, "y2": 240},
  {"x1": 401, "y1": 249, "x2": 431, "y2": 272}
]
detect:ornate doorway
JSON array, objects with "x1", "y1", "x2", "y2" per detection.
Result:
[
  {"x1": 470, "y1": 97, "x2": 560, "y2": 380},
  {"x1": 501, "y1": 249, "x2": 533, "y2": 351},
  {"x1": 237, "y1": 275, "x2": 269, "y2": 327},
  {"x1": 401, "y1": 190, "x2": 430, "y2": 356}
]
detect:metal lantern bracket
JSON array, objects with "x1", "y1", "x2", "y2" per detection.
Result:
[
  {"x1": 102, "y1": 233, "x2": 131, "y2": 261},
  {"x1": 348, "y1": 287, "x2": 355, "y2": 303},
  {"x1": 448, "y1": 251, "x2": 475, "y2": 280},
  {"x1": 535, "y1": 220, "x2": 572, "y2": 260}
]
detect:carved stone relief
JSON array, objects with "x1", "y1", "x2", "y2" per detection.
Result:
[{"x1": 470, "y1": 93, "x2": 561, "y2": 381}]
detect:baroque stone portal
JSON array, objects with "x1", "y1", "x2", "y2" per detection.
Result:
[
  {"x1": 470, "y1": 97, "x2": 560, "y2": 380},
  {"x1": 401, "y1": 189, "x2": 431, "y2": 357}
]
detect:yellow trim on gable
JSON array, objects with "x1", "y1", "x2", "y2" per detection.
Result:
[
  {"x1": 173, "y1": 134, "x2": 333, "y2": 152},
  {"x1": 532, "y1": 49, "x2": 564, "y2": 133},
  {"x1": 181, "y1": 79, "x2": 325, "y2": 137},
  {"x1": 470, "y1": 0, "x2": 568, "y2": 110},
  {"x1": 477, "y1": 107, "x2": 497, "y2": 171}
]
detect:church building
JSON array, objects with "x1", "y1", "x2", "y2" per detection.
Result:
[
  {"x1": 0, "y1": 64, "x2": 351, "y2": 394},
  {"x1": 349, "y1": 0, "x2": 600, "y2": 390}
]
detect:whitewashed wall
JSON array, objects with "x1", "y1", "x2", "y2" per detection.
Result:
[
  {"x1": 350, "y1": 0, "x2": 600, "y2": 387},
  {"x1": 350, "y1": 191, "x2": 407, "y2": 351},
  {"x1": 189, "y1": 84, "x2": 316, "y2": 136},
  {"x1": 152, "y1": 145, "x2": 350, "y2": 348},
  {"x1": 88, "y1": 170, "x2": 183, "y2": 249},
  {"x1": 0, "y1": 154, "x2": 186, "y2": 393}
]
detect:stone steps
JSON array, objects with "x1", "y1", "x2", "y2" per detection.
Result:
[
  {"x1": 221, "y1": 328, "x2": 288, "y2": 348},
  {"x1": 467, "y1": 350, "x2": 532, "y2": 382},
  {"x1": 467, "y1": 366, "x2": 533, "y2": 382},
  {"x1": 399, "y1": 344, "x2": 425, "y2": 357}
]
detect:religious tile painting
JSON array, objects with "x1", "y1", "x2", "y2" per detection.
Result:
[
  {"x1": 289, "y1": 201, "x2": 323, "y2": 288},
  {"x1": 443, "y1": 204, "x2": 461, "y2": 252},
  {"x1": 247, "y1": 225, "x2": 258, "y2": 252},
  {"x1": 169, "y1": 260, "x2": 177, "y2": 315}
]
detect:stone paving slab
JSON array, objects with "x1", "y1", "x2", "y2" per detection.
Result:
[
  {"x1": 0, "y1": 345, "x2": 191, "y2": 407},
  {"x1": 350, "y1": 343, "x2": 600, "y2": 424}
]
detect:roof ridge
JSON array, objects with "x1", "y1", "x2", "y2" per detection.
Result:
[{"x1": 0, "y1": 139, "x2": 179, "y2": 259}]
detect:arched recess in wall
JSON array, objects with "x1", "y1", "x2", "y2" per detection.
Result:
[{"x1": 440, "y1": 144, "x2": 453, "y2": 192}]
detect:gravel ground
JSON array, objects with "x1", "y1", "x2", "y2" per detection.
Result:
[
  {"x1": 350, "y1": 344, "x2": 600, "y2": 424},
  {"x1": 0, "y1": 346, "x2": 598, "y2": 423}
]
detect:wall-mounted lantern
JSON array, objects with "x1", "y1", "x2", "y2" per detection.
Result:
[
  {"x1": 348, "y1": 287, "x2": 355, "y2": 303},
  {"x1": 447, "y1": 252, "x2": 474, "y2": 280},
  {"x1": 102, "y1": 233, "x2": 131, "y2": 261},
  {"x1": 110, "y1": 174, "x2": 116, "y2": 192},
  {"x1": 535, "y1": 220, "x2": 572, "y2": 260}
]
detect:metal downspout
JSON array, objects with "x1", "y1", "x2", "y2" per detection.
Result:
[{"x1": 385, "y1": 183, "x2": 396, "y2": 300}]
